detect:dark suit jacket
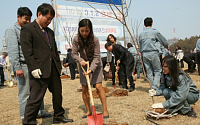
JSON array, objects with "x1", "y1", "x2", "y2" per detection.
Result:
[
  {"x1": 184, "y1": 53, "x2": 197, "y2": 63},
  {"x1": 112, "y1": 44, "x2": 134, "y2": 66},
  {"x1": 66, "y1": 52, "x2": 76, "y2": 64},
  {"x1": 20, "y1": 20, "x2": 61, "y2": 78}
]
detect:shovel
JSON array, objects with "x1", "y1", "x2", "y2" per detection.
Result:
[
  {"x1": 114, "y1": 62, "x2": 119, "y2": 89},
  {"x1": 81, "y1": 62, "x2": 103, "y2": 125}
]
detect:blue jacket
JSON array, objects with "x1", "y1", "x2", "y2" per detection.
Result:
[
  {"x1": 196, "y1": 38, "x2": 200, "y2": 52},
  {"x1": 5, "y1": 23, "x2": 25, "y2": 71},
  {"x1": 139, "y1": 27, "x2": 168, "y2": 53},
  {"x1": 156, "y1": 70, "x2": 199, "y2": 109},
  {"x1": 128, "y1": 47, "x2": 137, "y2": 57}
]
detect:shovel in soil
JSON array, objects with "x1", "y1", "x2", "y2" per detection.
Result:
[
  {"x1": 114, "y1": 62, "x2": 119, "y2": 89},
  {"x1": 81, "y1": 62, "x2": 103, "y2": 125}
]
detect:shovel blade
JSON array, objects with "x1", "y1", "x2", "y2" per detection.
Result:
[
  {"x1": 114, "y1": 82, "x2": 116, "y2": 89},
  {"x1": 87, "y1": 113, "x2": 103, "y2": 125}
]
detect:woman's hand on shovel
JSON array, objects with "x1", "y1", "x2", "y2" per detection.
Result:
[
  {"x1": 83, "y1": 70, "x2": 92, "y2": 75},
  {"x1": 80, "y1": 60, "x2": 87, "y2": 66}
]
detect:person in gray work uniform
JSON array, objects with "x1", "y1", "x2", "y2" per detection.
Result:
[
  {"x1": 139, "y1": 17, "x2": 168, "y2": 90},
  {"x1": 149, "y1": 56, "x2": 199, "y2": 118},
  {"x1": 4, "y1": 7, "x2": 51, "y2": 121}
]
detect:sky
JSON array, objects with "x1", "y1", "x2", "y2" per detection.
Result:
[{"x1": 0, "y1": 0, "x2": 200, "y2": 48}]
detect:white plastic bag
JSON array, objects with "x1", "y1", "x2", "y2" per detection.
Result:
[{"x1": 104, "y1": 65, "x2": 110, "y2": 72}]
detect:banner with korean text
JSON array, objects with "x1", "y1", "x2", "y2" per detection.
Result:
[{"x1": 56, "y1": 5, "x2": 123, "y2": 54}]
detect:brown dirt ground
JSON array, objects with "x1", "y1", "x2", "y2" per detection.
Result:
[{"x1": 1, "y1": 63, "x2": 200, "y2": 125}]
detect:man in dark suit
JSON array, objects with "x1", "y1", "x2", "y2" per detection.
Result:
[
  {"x1": 20, "y1": 3, "x2": 73, "y2": 125},
  {"x1": 183, "y1": 53, "x2": 197, "y2": 73},
  {"x1": 64, "y1": 48, "x2": 76, "y2": 80},
  {"x1": 105, "y1": 42, "x2": 135, "y2": 92}
]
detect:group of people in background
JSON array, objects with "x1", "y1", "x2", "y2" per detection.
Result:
[{"x1": 1, "y1": 2, "x2": 200, "y2": 125}]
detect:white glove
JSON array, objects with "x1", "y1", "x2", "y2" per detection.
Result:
[
  {"x1": 149, "y1": 89, "x2": 156, "y2": 96},
  {"x1": 151, "y1": 103, "x2": 164, "y2": 108},
  {"x1": 31, "y1": 69, "x2": 42, "y2": 78}
]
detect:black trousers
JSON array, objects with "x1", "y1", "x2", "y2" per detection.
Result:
[
  {"x1": 0, "y1": 67, "x2": 5, "y2": 84},
  {"x1": 69, "y1": 63, "x2": 76, "y2": 80},
  {"x1": 197, "y1": 51, "x2": 200, "y2": 75},
  {"x1": 23, "y1": 61, "x2": 64, "y2": 124},
  {"x1": 120, "y1": 62, "x2": 135, "y2": 87},
  {"x1": 101, "y1": 57, "x2": 107, "y2": 80},
  {"x1": 183, "y1": 56, "x2": 195, "y2": 73},
  {"x1": 177, "y1": 59, "x2": 184, "y2": 68},
  {"x1": 110, "y1": 57, "x2": 116, "y2": 84}
]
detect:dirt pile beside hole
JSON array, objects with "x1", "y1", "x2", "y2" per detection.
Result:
[
  {"x1": 92, "y1": 87, "x2": 111, "y2": 98},
  {"x1": 60, "y1": 75, "x2": 71, "y2": 79},
  {"x1": 107, "y1": 89, "x2": 128, "y2": 97}
]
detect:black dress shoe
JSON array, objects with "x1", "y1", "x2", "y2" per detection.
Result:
[
  {"x1": 37, "y1": 113, "x2": 52, "y2": 119},
  {"x1": 53, "y1": 117, "x2": 74, "y2": 124},
  {"x1": 82, "y1": 112, "x2": 92, "y2": 118},
  {"x1": 103, "y1": 115, "x2": 109, "y2": 119},
  {"x1": 129, "y1": 85, "x2": 135, "y2": 92}
]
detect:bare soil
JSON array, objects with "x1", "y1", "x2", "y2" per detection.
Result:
[{"x1": 1, "y1": 64, "x2": 200, "y2": 125}]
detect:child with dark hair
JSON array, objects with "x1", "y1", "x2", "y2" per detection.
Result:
[
  {"x1": 72, "y1": 19, "x2": 109, "y2": 119},
  {"x1": 149, "y1": 56, "x2": 199, "y2": 118},
  {"x1": 127, "y1": 43, "x2": 141, "y2": 78}
]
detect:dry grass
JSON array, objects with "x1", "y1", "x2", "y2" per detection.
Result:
[{"x1": 1, "y1": 65, "x2": 200, "y2": 125}]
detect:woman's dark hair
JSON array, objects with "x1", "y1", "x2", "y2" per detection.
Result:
[
  {"x1": 37, "y1": 3, "x2": 55, "y2": 17},
  {"x1": 78, "y1": 19, "x2": 94, "y2": 55},
  {"x1": 17, "y1": 7, "x2": 32, "y2": 17},
  {"x1": 127, "y1": 43, "x2": 133, "y2": 49},
  {"x1": 162, "y1": 55, "x2": 179, "y2": 91},
  {"x1": 144, "y1": 17, "x2": 153, "y2": 27},
  {"x1": 106, "y1": 34, "x2": 116, "y2": 42}
]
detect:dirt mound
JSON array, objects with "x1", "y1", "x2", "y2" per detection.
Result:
[
  {"x1": 106, "y1": 89, "x2": 128, "y2": 97},
  {"x1": 92, "y1": 87, "x2": 128, "y2": 98},
  {"x1": 92, "y1": 87, "x2": 111, "y2": 98},
  {"x1": 60, "y1": 75, "x2": 71, "y2": 79}
]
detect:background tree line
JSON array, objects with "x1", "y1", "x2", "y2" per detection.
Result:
[
  {"x1": 169, "y1": 35, "x2": 200, "y2": 54},
  {"x1": 115, "y1": 35, "x2": 200, "y2": 54}
]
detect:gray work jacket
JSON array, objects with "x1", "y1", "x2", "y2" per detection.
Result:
[
  {"x1": 139, "y1": 27, "x2": 168, "y2": 53},
  {"x1": 5, "y1": 23, "x2": 25, "y2": 71},
  {"x1": 156, "y1": 71, "x2": 199, "y2": 109}
]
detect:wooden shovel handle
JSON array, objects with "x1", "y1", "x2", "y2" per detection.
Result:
[
  {"x1": 80, "y1": 62, "x2": 95, "y2": 106},
  {"x1": 115, "y1": 62, "x2": 119, "y2": 82}
]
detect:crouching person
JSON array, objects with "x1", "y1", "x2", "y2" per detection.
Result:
[{"x1": 149, "y1": 55, "x2": 199, "y2": 117}]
